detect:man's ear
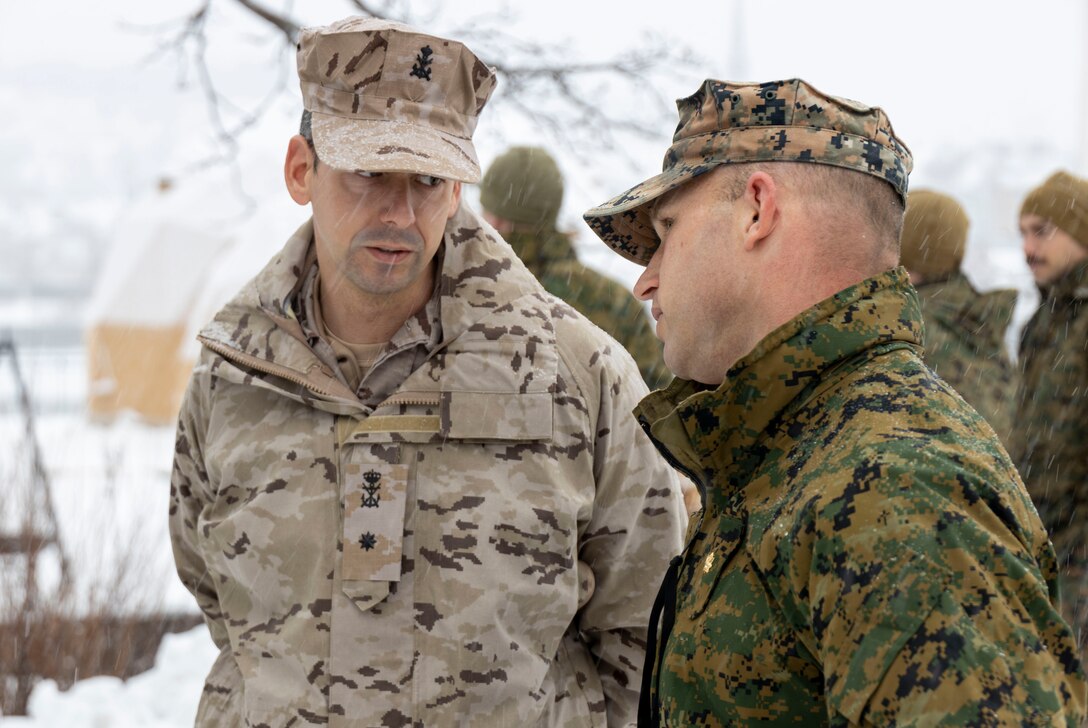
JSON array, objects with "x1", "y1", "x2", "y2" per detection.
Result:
[
  {"x1": 446, "y1": 181, "x2": 462, "y2": 219},
  {"x1": 740, "y1": 171, "x2": 780, "y2": 251},
  {"x1": 284, "y1": 135, "x2": 316, "y2": 206}
]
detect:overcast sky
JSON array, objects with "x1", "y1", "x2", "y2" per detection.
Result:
[{"x1": 1, "y1": 0, "x2": 1085, "y2": 291}]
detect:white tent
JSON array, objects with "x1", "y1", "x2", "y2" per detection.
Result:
[{"x1": 84, "y1": 181, "x2": 237, "y2": 424}]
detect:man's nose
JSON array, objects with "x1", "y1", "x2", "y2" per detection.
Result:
[
  {"x1": 634, "y1": 249, "x2": 662, "y2": 301},
  {"x1": 379, "y1": 185, "x2": 417, "y2": 228}
]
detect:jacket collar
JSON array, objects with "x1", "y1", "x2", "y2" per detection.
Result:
[
  {"x1": 1040, "y1": 259, "x2": 1088, "y2": 302},
  {"x1": 635, "y1": 267, "x2": 923, "y2": 508},
  {"x1": 502, "y1": 228, "x2": 575, "y2": 275},
  {"x1": 198, "y1": 204, "x2": 541, "y2": 391},
  {"x1": 915, "y1": 273, "x2": 1016, "y2": 352}
]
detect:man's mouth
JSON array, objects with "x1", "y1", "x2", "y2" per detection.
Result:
[
  {"x1": 651, "y1": 306, "x2": 663, "y2": 322},
  {"x1": 366, "y1": 246, "x2": 413, "y2": 265}
]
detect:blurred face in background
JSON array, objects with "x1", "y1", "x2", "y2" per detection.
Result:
[{"x1": 1020, "y1": 213, "x2": 1088, "y2": 287}]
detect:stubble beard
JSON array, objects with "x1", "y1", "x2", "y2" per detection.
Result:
[{"x1": 344, "y1": 226, "x2": 429, "y2": 297}]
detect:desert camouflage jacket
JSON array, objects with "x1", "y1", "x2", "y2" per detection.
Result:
[
  {"x1": 915, "y1": 274, "x2": 1018, "y2": 446},
  {"x1": 634, "y1": 268, "x2": 1085, "y2": 726},
  {"x1": 169, "y1": 204, "x2": 686, "y2": 727},
  {"x1": 504, "y1": 229, "x2": 670, "y2": 390}
]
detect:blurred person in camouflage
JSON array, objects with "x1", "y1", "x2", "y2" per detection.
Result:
[
  {"x1": 584, "y1": 78, "x2": 1086, "y2": 726},
  {"x1": 1013, "y1": 169, "x2": 1088, "y2": 660},
  {"x1": 168, "y1": 17, "x2": 686, "y2": 727},
  {"x1": 479, "y1": 146, "x2": 670, "y2": 390},
  {"x1": 899, "y1": 189, "x2": 1018, "y2": 445}
]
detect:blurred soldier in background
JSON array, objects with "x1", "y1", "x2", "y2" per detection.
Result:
[
  {"x1": 480, "y1": 146, "x2": 671, "y2": 390},
  {"x1": 169, "y1": 17, "x2": 686, "y2": 727},
  {"x1": 585, "y1": 77, "x2": 1086, "y2": 726},
  {"x1": 1013, "y1": 169, "x2": 1088, "y2": 658},
  {"x1": 899, "y1": 189, "x2": 1017, "y2": 445}
]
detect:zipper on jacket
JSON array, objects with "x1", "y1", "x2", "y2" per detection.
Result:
[
  {"x1": 380, "y1": 392, "x2": 442, "y2": 408},
  {"x1": 199, "y1": 335, "x2": 343, "y2": 400}
]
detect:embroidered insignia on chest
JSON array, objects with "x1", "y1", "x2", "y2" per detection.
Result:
[
  {"x1": 410, "y1": 45, "x2": 434, "y2": 81},
  {"x1": 360, "y1": 532, "x2": 377, "y2": 551},
  {"x1": 703, "y1": 551, "x2": 715, "y2": 573},
  {"x1": 362, "y1": 470, "x2": 381, "y2": 508}
]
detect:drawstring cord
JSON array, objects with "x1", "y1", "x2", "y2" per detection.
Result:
[{"x1": 638, "y1": 554, "x2": 682, "y2": 727}]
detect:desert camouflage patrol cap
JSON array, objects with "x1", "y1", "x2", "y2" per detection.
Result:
[
  {"x1": 584, "y1": 78, "x2": 913, "y2": 265},
  {"x1": 296, "y1": 17, "x2": 497, "y2": 183}
]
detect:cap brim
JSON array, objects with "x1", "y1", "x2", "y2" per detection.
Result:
[
  {"x1": 311, "y1": 111, "x2": 481, "y2": 183},
  {"x1": 583, "y1": 162, "x2": 717, "y2": 266}
]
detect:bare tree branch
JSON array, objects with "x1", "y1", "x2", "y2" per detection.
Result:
[
  {"x1": 140, "y1": 0, "x2": 703, "y2": 187},
  {"x1": 344, "y1": 0, "x2": 394, "y2": 21},
  {"x1": 232, "y1": 0, "x2": 301, "y2": 42}
]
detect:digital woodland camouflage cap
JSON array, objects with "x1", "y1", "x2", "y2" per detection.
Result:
[
  {"x1": 900, "y1": 190, "x2": 969, "y2": 279},
  {"x1": 584, "y1": 78, "x2": 913, "y2": 265},
  {"x1": 296, "y1": 17, "x2": 497, "y2": 183},
  {"x1": 1020, "y1": 171, "x2": 1088, "y2": 248}
]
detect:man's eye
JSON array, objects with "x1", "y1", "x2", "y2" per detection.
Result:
[
  {"x1": 416, "y1": 175, "x2": 443, "y2": 187},
  {"x1": 353, "y1": 171, "x2": 381, "y2": 179}
]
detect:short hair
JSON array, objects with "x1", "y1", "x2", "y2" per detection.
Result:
[
  {"x1": 714, "y1": 162, "x2": 904, "y2": 264},
  {"x1": 300, "y1": 110, "x2": 319, "y2": 168}
]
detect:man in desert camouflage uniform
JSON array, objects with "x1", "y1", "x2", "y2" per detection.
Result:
[
  {"x1": 169, "y1": 17, "x2": 686, "y2": 727},
  {"x1": 899, "y1": 189, "x2": 1018, "y2": 445},
  {"x1": 479, "y1": 146, "x2": 670, "y2": 390},
  {"x1": 1013, "y1": 170, "x2": 1088, "y2": 661},
  {"x1": 584, "y1": 78, "x2": 1086, "y2": 726}
]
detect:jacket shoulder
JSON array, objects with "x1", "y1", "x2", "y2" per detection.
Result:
[{"x1": 539, "y1": 289, "x2": 649, "y2": 396}]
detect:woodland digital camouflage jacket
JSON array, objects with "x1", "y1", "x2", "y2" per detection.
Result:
[
  {"x1": 914, "y1": 274, "x2": 1018, "y2": 446},
  {"x1": 503, "y1": 229, "x2": 669, "y2": 390},
  {"x1": 1013, "y1": 260, "x2": 1088, "y2": 651},
  {"x1": 634, "y1": 268, "x2": 1085, "y2": 726},
  {"x1": 169, "y1": 204, "x2": 687, "y2": 727}
]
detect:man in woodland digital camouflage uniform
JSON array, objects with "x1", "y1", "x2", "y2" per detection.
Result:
[
  {"x1": 169, "y1": 17, "x2": 685, "y2": 727},
  {"x1": 899, "y1": 189, "x2": 1018, "y2": 445},
  {"x1": 1013, "y1": 170, "x2": 1088, "y2": 664},
  {"x1": 584, "y1": 78, "x2": 1086, "y2": 726},
  {"x1": 479, "y1": 146, "x2": 670, "y2": 390}
]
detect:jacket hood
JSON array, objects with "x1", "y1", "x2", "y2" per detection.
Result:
[{"x1": 635, "y1": 267, "x2": 923, "y2": 497}]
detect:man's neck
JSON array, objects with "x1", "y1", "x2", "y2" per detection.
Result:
[{"x1": 319, "y1": 267, "x2": 434, "y2": 344}]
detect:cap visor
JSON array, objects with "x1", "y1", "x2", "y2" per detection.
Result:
[
  {"x1": 311, "y1": 112, "x2": 481, "y2": 183},
  {"x1": 583, "y1": 163, "x2": 715, "y2": 266}
]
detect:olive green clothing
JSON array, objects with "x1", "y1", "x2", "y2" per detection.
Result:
[
  {"x1": 1013, "y1": 260, "x2": 1088, "y2": 655},
  {"x1": 637, "y1": 268, "x2": 1085, "y2": 726},
  {"x1": 504, "y1": 229, "x2": 669, "y2": 389},
  {"x1": 915, "y1": 274, "x2": 1018, "y2": 445}
]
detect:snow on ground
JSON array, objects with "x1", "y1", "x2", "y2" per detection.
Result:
[{"x1": 4, "y1": 626, "x2": 218, "y2": 726}]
